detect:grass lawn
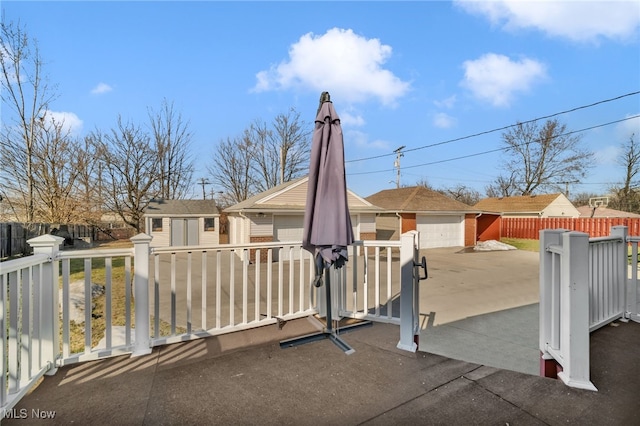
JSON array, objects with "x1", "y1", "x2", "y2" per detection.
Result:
[
  {"x1": 501, "y1": 238, "x2": 540, "y2": 252},
  {"x1": 64, "y1": 245, "x2": 181, "y2": 353}
]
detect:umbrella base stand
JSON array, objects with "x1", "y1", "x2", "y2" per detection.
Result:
[
  {"x1": 279, "y1": 317, "x2": 373, "y2": 355},
  {"x1": 280, "y1": 264, "x2": 372, "y2": 354}
]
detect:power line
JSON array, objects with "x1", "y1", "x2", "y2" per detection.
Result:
[
  {"x1": 345, "y1": 90, "x2": 640, "y2": 164},
  {"x1": 348, "y1": 114, "x2": 640, "y2": 176}
]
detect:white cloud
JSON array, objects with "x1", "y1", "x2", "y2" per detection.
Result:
[
  {"x1": 455, "y1": 0, "x2": 640, "y2": 43},
  {"x1": 433, "y1": 112, "x2": 457, "y2": 129},
  {"x1": 616, "y1": 114, "x2": 640, "y2": 138},
  {"x1": 594, "y1": 145, "x2": 620, "y2": 166},
  {"x1": 252, "y1": 28, "x2": 410, "y2": 106},
  {"x1": 434, "y1": 95, "x2": 457, "y2": 109},
  {"x1": 340, "y1": 111, "x2": 365, "y2": 127},
  {"x1": 346, "y1": 129, "x2": 389, "y2": 150},
  {"x1": 460, "y1": 53, "x2": 547, "y2": 107},
  {"x1": 91, "y1": 82, "x2": 113, "y2": 95},
  {"x1": 42, "y1": 110, "x2": 83, "y2": 135}
]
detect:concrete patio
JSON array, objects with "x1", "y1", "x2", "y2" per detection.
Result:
[{"x1": 5, "y1": 316, "x2": 639, "y2": 425}]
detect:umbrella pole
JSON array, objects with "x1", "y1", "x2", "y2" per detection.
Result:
[{"x1": 280, "y1": 262, "x2": 371, "y2": 354}]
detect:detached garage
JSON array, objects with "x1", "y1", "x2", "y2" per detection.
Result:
[
  {"x1": 225, "y1": 176, "x2": 382, "y2": 261},
  {"x1": 366, "y1": 186, "x2": 479, "y2": 249}
]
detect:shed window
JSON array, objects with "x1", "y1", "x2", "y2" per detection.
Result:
[
  {"x1": 204, "y1": 217, "x2": 215, "y2": 231},
  {"x1": 151, "y1": 218, "x2": 163, "y2": 232}
]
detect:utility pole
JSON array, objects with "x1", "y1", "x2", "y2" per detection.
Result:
[
  {"x1": 394, "y1": 145, "x2": 405, "y2": 189},
  {"x1": 198, "y1": 178, "x2": 210, "y2": 200}
]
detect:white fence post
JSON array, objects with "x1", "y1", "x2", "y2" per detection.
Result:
[
  {"x1": 131, "y1": 233, "x2": 153, "y2": 356},
  {"x1": 28, "y1": 234, "x2": 65, "y2": 375},
  {"x1": 611, "y1": 226, "x2": 630, "y2": 323},
  {"x1": 397, "y1": 231, "x2": 418, "y2": 352},
  {"x1": 539, "y1": 228, "x2": 564, "y2": 378},
  {"x1": 559, "y1": 231, "x2": 597, "y2": 391}
]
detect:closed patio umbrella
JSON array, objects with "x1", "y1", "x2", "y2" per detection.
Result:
[{"x1": 282, "y1": 92, "x2": 369, "y2": 354}]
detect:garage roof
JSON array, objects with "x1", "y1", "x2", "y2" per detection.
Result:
[
  {"x1": 365, "y1": 186, "x2": 478, "y2": 213},
  {"x1": 474, "y1": 193, "x2": 564, "y2": 214},
  {"x1": 224, "y1": 176, "x2": 382, "y2": 214}
]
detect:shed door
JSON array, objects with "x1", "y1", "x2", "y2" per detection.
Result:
[
  {"x1": 171, "y1": 218, "x2": 199, "y2": 246},
  {"x1": 416, "y1": 215, "x2": 463, "y2": 248}
]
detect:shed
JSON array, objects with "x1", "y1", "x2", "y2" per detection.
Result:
[
  {"x1": 144, "y1": 199, "x2": 220, "y2": 248},
  {"x1": 224, "y1": 176, "x2": 382, "y2": 260},
  {"x1": 365, "y1": 186, "x2": 480, "y2": 249}
]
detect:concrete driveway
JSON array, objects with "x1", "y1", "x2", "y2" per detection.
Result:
[{"x1": 417, "y1": 246, "x2": 541, "y2": 375}]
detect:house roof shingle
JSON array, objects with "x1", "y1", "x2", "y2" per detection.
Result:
[
  {"x1": 473, "y1": 193, "x2": 563, "y2": 213},
  {"x1": 365, "y1": 186, "x2": 477, "y2": 213},
  {"x1": 145, "y1": 199, "x2": 219, "y2": 216}
]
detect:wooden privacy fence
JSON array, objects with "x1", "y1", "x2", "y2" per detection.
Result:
[{"x1": 503, "y1": 217, "x2": 640, "y2": 239}]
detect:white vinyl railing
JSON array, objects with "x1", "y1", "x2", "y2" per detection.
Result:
[
  {"x1": 1, "y1": 231, "x2": 421, "y2": 418},
  {"x1": 539, "y1": 225, "x2": 640, "y2": 392}
]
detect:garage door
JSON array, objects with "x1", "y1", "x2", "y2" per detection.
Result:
[
  {"x1": 273, "y1": 215, "x2": 304, "y2": 261},
  {"x1": 416, "y1": 215, "x2": 463, "y2": 249}
]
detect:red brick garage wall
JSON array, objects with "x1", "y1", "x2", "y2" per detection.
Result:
[
  {"x1": 249, "y1": 235, "x2": 273, "y2": 262},
  {"x1": 464, "y1": 214, "x2": 477, "y2": 247}
]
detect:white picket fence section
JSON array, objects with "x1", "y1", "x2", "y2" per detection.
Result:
[
  {"x1": 1, "y1": 231, "x2": 422, "y2": 418},
  {"x1": 539, "y1": 226, "x2": 640, "y2": 391}
]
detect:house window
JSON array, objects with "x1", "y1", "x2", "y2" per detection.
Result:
[
  {"x1": 204, "y1": 217, "x2": 215, "y2": 231},
  {"x1": 151, "y1": 218, "x2": 163, "y2": 232}
]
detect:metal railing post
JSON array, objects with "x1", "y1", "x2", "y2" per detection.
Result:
[
  {"x1": 611, "y1": 226, "x2": 629, "y2": 322},
  {"x1": 397, "y1": 231, "x2": 418, "y2": 352},
  {"x1": 27, "y1": 234, "x2": 65, "y2": 374},
  {"x1": 131, "y1": 233, "x2": 153, "y2": 356},
  {"x1": 539, "y1": 228, "x2": 564, "y2": 378}
]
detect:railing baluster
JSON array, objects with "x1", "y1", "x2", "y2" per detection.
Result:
[
  {"x1": 187, "y1": 251, "x2": 192, "y2": 334},
  {"x1": 171, "y1": 253, "x2": 177, "y2": 335},
  {"x1": 242, "y1": 249, "x2": 248, "y2": 324},
  {"x1": 229, "y1": 250, "x2": 235, "y2": 326},
  {"x1": 255, "y1": 249, "x2": 261, "y2": 322},
  {"x1": 278, "y1": 248, "x2": 283, "y2": 318},
  {"x1": 125, "y1": 255, "x2": 131, "y2": 346},
  {"x1": 154, "y1": 254, "x2": 160, "y2": 338},
  {"x1": 267, "y1": 249, "x2": 273, "y2": 319},
  {"x1": 62, "y1": 259, "x2": 70, "y2": 358},
  {"x1": 216, "y1": 250, "x2": 222, "y2": 329},
  {"x1": 289, "y1": 246, "x2": 294, "y2": 315},
  {"x1": 387, "y1": 246, "x2": 392, "y2": 320},
  {"x1": 21, "y1": 266, "x2": 31, "y2": 384},
  {"x1": 105, "y1": 257, "x2": 113, "y2": 349},
  {"x1": 375, "y1": 247, "x2": 380, "y2": 317},
  {"x1": 202, "y1": 251, "x2": 207, "y2": 331},
  {"x1": 84, "y1": 258, "x2": 92, "y2": 354}
]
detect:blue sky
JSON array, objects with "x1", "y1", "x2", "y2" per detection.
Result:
[{"x1": 5, "y1": 1, "x2": 640, "y2": 200}]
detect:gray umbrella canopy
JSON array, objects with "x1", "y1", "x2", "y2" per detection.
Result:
[{"x1": 302, "y1": 92, "x2": 354, "y2": 268}]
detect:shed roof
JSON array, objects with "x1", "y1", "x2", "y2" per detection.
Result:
[
  {"x1": 145, "y1": 199, "x2": 219, "y2": 217},
  {"x1": 474, "y1": 193, "x2": 564, "y2": 213},
  {"x1": 365, "y1": 186, "x2": 477, "y2": 213}
]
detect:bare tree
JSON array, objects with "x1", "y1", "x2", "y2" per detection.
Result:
[
  {"x1": 30, "y1": 116, "x2": 84, "y2": 222},
  {"x1": 92, "y1": 118, "x2": 159, "y2": 232},
  {"x1": 148, "y1": 99, "x2": 194, "y2": 199},
  {"x1": 485, "y1": 173, "x2": 518, "y2": 198},
  {"x1": 609, "y1": 133, "x2": 640, "y2": 212},
  {"x1": 0, "y1": 21, "x2": 57, "y2": 222},
  {"x1": 493, "y1": 119, "x2": 593, "y2": 196},
  {"x1": 208, "y1": 135, "x2": 255, "y2": 204},
  {"x1": 441, "y1": 184, "x2": 480, "y2": 206},
  {"x1": 251, "y1": 108, "x2": 311, "y2": 193}
]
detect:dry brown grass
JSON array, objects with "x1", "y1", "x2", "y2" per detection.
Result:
[{"x1": 64, "y1": 250, "x2": 183, "y2": 354}]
